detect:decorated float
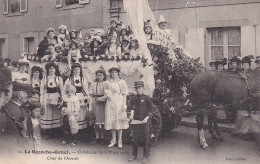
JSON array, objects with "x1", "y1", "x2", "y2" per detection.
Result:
[{"x1": 23, "y1": 0, "x2": 202, "y2": 142}]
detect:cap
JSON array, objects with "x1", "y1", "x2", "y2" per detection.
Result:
[
  {"x1": 134, "y1": 81, "x2": 144, "y2": 88},
  {"x1": 13, "y1": 81, "x2": 33, "y2": 93}
]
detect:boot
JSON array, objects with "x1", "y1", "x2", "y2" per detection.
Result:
[
  {"x1": 128, "y1": 156, "x2": 137, "y2": 162},
  {"x1": 141, "y1": 157, "x2": 149, "y2": 163}
]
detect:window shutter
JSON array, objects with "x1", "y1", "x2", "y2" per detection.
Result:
[
  {"x1": 20, "y1": 0, "x2": 28, "y2": 13},
  {"x1": 3, "y1": 0, "x2": 8, "y2": 15},
  {"x1": 79, "y1": 0, "x2": 90, "y2": 5},
  {"x1": 56, "y1": 0, "x2": 62, "y2": 8}
]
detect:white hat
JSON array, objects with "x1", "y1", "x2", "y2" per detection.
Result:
[
  {"x1": 58, "y1": 25, "x2": 67, "y2": 30},
  {"x1": 158, "y1": 15, "x2": 167, "y2": 24}
]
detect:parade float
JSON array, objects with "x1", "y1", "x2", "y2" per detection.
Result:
[{"x1": 23, "y1": 0, "x2": 202, "y2": 143}]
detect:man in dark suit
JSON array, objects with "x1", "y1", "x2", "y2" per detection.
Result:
[
  {"x1": 228, "y1": 56, "x2": 242, "y2": 74},
  {"x1": 1, "y1": 82, "x2": 34, "y2": 149}
]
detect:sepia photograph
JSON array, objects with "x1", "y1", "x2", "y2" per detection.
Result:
[{"x1": 0, "y1": 0, "x2": 260, "y2": 163}]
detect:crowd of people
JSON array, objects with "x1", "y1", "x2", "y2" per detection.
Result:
[
  {"x1": 0, "y1": 54, "x2": 158, "y2": 163},
  {"x1": 22, "y1": 20, "x2": 147, "y2": 69}
]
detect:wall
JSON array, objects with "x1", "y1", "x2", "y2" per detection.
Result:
[
  {"x1": 0, "y1": 0, "x2": 104, "y2": 59},
  {"x1": 116, "y1": 0, "x2": 260, "y2": 67}
]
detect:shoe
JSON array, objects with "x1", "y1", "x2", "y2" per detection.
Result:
[
  {"x1": 118, "y1": 140, "x2": 123, "y2": 149},
  {"x1": 99, "y1": 138, "x2": 106, "y2": 145},
  {"x1": 108, "y1": 140, "x2": 116, "y2": 148},
  {"x1": 70, "y1": 142, "x2": 76, "y2": 147},
  {"x1": 61, "y1": 140, "x2": 69, "y2": 145},
  {"x1": 90, "y1": 139, "x2": 97, "y2": 145},
  {"x1": 128, "y1": 156, "x2": 137, "y2": 162},
  {"x1": 141, "y1": 157, "x2": 149, "y2": 163},
  {"x1": 202, "y1": 146, "x2": 212, "y2": 152}
]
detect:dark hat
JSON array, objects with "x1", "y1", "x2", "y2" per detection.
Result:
[
  {"x1": 71, "y1": 62, "x2": 82, "y2": 70},
  {"x1": 45, "y1": 61, "x2": 59, "y2": 72},
  {"x1": 241, "y1": 56, "x2": 252, "y2": 64},
  {"x1": 209, "y1": 61, "x2": 217, "y2": 67},
  {"x1": 18, "y1": 59, "x2": 30, "y2": 67},
  {"x1": 108, "y1": 67, "x2": 120, "y2": 73},
  {"x1": 28, "y1": 101, "x2": 41, "y2": 111},
  {"x1": 229, "y1": 56, "x2": 241, "y2": 63},
  {"x1": 134, "y1": 81, "x2": 144, "y2": 88},
  {"x1": 216, "y1": 58, "x2": 227, "y2": 66},
  {"x1": 0, "y1": 72, "x2": 9, "y2": 93},
  {"x1": 32, "y1": 90, "x2": 41, "y2": 96},
  {"x1": 110, "y1": 19, "x2": 118, "y2": 24},
  {"x1": 101, "y1": 35, "x2": 109, "y2": 40},
  {"x1": 13, "y1": 81, "x2": 33, "y2": 93},
  {"x1": 255, "y1": 56, "x2": 260, "y2": 63},
  {"x1": 122, "y1": 39, "x2": 129, "y2": 44},
  {"x1": 0, "y1": 67, "x2": 12, "y2": 85},
  {"x1": 11, "y1": 61, "x2": 18, "y2": 67},
  {"x1": 4, "y1": 58, "x2": 11, "y2": 63},
  {"x1": 31, "y1": 65, "x2": 43, "y2": 73}
]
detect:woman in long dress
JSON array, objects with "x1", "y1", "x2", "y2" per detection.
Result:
[
  {"x1": 40, "y1": 62, "x2": 64, "y2": 138},
  {"x1": 105, "y1": 67, "x2": 129, "y2": 148},
  {"x1": 64, "y1": 63, "x2": 90, "y2": 130}
]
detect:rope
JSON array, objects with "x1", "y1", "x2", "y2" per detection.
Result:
[
  {"x1": 183, "y1": 90, "x2": 260, "y2": 116},
  {"x1": 173, "y1": 0, "x2": 190, "y2": 33},
  {"x1": 155, "y1": 0, "x2": 159, "y2": 20}
]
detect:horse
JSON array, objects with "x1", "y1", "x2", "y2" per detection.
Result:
[{"x1": 189, "y1": 69, "x2": 260, "y2": 151}]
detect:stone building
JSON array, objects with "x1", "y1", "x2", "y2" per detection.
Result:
[{"x1": 1, "y1": 0, "x2": 260, "y2": 68}]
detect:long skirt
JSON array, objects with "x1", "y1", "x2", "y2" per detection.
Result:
[
  {"x1": 40, "y1": 104, "x2": 63, "y2": 129},
  {"x1": 78, "y1": 106, "x2": 88, "y2": 129},
  {"x1": 92, "y1": 99, "x2": 106, "y2": 125},
  {"x1": 105, "y1": 94, "x2": 129, "y2": 130}
]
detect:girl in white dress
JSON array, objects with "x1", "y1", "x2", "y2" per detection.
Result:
[{"x1": 105, "y1": 67, "x2": 129, "y2": 148}]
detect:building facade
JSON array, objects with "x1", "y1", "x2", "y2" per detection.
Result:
[{"x1": 1, "y1": 0, "x2": 260, "y2": 69}]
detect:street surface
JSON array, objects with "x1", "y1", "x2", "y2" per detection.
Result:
[{"x1": 0, "y1": 126, "x2": 259, "y2": 164}]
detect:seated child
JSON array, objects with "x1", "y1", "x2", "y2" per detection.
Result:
[
  {"x1": 12, "y1": 59, "x2": 30, "y2": 84},
  {"x1": 89, "y1": 38, "x2": 102, "y2": 60},
  {"x1": 128, "y1": 38, "x2": 143, "y2": 60},
  {"x1": 61, "y1": 83, "x2": 80, "y2": 147},
  {"x1": 105, "y1": 35, "x2": 121, "y2": 60},
  {"x1": 41, "y1": 44, "x2": 57, "y2": 62},
  {"x1": 67, "y1": 41, "x2": 81, "y2": 69}
]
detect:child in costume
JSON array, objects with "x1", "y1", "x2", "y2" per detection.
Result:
[
  {"x1": 90, "y1": 69, "x2": 107, "y2": 145},
  {"x1": 128, "y1": 38, "x2": 143, "y2": 60},
  {"x1": 128, "y1": 81, "x2": 156, "y2": 164},
  {"x1": 58, "y1": 25, "x2": 68, "y2": 45},
  {"x1": 105, "y1": 36, "x2": 121, "y2": 60},
  {"x1": 28, "y1": 101, "x2": 43, "y2": 150},
  {"x1": 61, "y1": 83, "x2": 80, "y2": 147},
  {"x1": 12, "y1": 58, "x2": 30, "y2": 84},
  {"x1": 67, "y1": 41, "x2": 81, "y2": 69}
]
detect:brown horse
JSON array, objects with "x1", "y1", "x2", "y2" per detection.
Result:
[{"x1": 189, "y1": 69, "x2": 260, "y2": 150}]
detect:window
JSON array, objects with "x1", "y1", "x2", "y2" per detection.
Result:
[
  {"x1": 208, "y1": 27, "x2": 241, "y2": 62},
  {"x1": 24, "y1": 37, "x2": 35, "y2": 54},
  {"x1": 0, "y1": 39, "x2": 6, "y2": 57},
  {"x1": 110, "y1": 0, "x2": 120, "y2": 8},
  {"x1": 3, "y1": 0, "x2": 28, "y2": 15},
  {"x1": 56, "y1": 0, "x2": 89, "y2": 9}
]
